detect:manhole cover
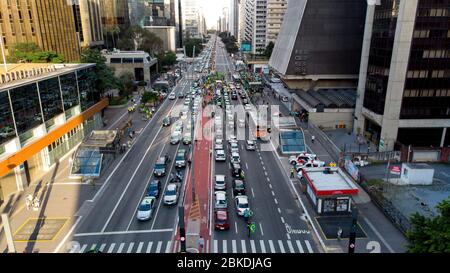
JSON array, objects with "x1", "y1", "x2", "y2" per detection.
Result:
[{"x1": 13, "y1": 218, "x2": 68, "y2": 242}]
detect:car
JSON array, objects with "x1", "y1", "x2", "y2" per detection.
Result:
[
  {"x1": 184, "y1": 99, "x2": 190, "y2": 106},
  {"x1": 175, "y1": 149, "x2": 188, "y2": 168},
  {"x1": 230, "y1": 152, "x2": 240, "y2": 164},
  {"x1": 154, "y1": 155, "x2": 170, "y2": 177},
  {"x1": 289, "y1": 153, "x2": 318, "y2": 165},
  {"x1": 214, "y1": 191, "x2": 228, "y2": 210},
  {"x1": 232, "y1": 179, "x2": 246, "y2": 196},
  {"x1": 235, "y1": 195, "x2": 250, "y2": 216},
  {"x1": 147, "y1": 180, "x2": 161, "y2": 198},
  {"x1": 294, "y1": 159, "x2": 326, "y2": 171},
  {"x1": 178, "y1": 92, "x2": 184, "y2": 98},
  {"x1": 231, "y1": 93, "x2": 238, "y2": 100},
  {"x1": 183, "y1": 133, "x2": 192, "y2": 145},
  {"x1": 169, "y1": 171, "x2": 183, "y2": 183},
  {"x1": 244, "y1": 105, "x2": 252, "y2": 112},
  {"x1": 246, "y1": 140, "x2": 256, "y2": 151},
  {"x1": 228, "y1": 135, "x2": 237, "y2": 144},
  {"x1": 168, "y1": 93, "x2": 176, "y2": 100},
  {"x1": 162, "y1": 117, "x2": 171, "y2": 127},
  {"x1": 281, "y1": 96, "x2": 289, "y2": 102},
  {"x1": 136, "y1": 196, "x2": 156, "y2": 221},
  {"x1": 242, "y1": 98, "x2": 248, "y2": 104},
  {"x1": 238, "y1": 119, "x2": 245, "y2": 128},
  {"x1": 171, "y1": 131, "x2": 181, "y2": 144},
  {"x1": 231, "y1": 163, "x2": 243, "y2": 178},
  {"x1": 215, "y1": 150, "x2": 226, "y2": 162},
  {"x1": 214, "y1": 209, "x2": 230, "y2": 230},
  {"x1": 163, "y1": 183, "x2": 179, "y2": 205},
  {"x1": 230, "y1": 142, "x2": 239, "y2": 153},
  {"x1": 214, "y1": 174, "x2": 226, "y2": 190}
]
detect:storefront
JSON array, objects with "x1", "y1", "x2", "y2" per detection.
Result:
[{"x1": 301, "y1": 167, "x2": 359, "y2": 215}]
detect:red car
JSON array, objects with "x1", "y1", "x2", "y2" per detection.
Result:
[{"x1": 214, "y1": 209, "x2": 230, "y2": 231}]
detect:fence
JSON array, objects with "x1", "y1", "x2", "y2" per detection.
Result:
[{"x1": 307, "y1": 122, "x2": 342, "y2": 163}]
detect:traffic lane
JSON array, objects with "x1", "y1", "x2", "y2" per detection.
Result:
[
  {"x1": 103, "y1": 124, "x2": 174, "y2": 232},
  {"x1": 126, "y1": 139, "x2": 182, "y2": 231},
  {"x1": 74, "y1": 84, "x2": 185, "y2": 233}
]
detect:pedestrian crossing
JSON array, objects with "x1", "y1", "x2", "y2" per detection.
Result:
[{"x1": 68, "y1": 239, "x2": 315, "y2": 253}]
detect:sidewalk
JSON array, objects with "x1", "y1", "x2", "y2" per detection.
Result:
[{"x1": 0, "y1": 96, "x2": 144, "y2": 253}]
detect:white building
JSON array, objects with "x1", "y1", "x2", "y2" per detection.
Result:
[
  {"x1": 266, "y1": 0, "x2": 288, "y2": 45},
  {"x1": 182, "y1": 0, "x2": 202, "y2": 38},
  {"x1": 229, "y1": 0, "x2": 240, "y2": 38},
  {"x1": 240, "y1": 0, "x2": 254, "y2": 46},
  {"x1": 252, "y1": 0, "x2": 267, "y2": 54}
]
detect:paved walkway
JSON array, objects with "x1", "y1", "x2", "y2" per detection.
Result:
[{"x1": 0, "y1": 95, "x2": 147, "y2": 253}]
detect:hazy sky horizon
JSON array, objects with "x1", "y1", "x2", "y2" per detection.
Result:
[{"x1": 199, "y1": 0, "x2": 227, "y2": 29}]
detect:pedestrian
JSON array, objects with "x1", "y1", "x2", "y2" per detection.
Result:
[
  {"x1": 337, "y1": 227, "x2": 343, "y2": 241},
  {"x1": 290, "y1": 167, "x2": 295, "y2": 178},
  {"x1": 25, "y1": 194, "x2": 33, "y2": 210},
  {"x1": 198, "y1": 236, "x2": 205, "y2": 252},
  {"x1": 311, "y1": 135, "x2": 315, "y2": 144},
  {"x1": 33, "y1": 196, "x2": 40, "y2": 211}
]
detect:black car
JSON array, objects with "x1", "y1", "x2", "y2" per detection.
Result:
[
  {"x1": 178, "y1": 92, "x2": 184, "y2": 98},
  {"x1": 175, "y1": 149, "x2": 188, "y2": 168},
  {"x1": 154, "y1": 155, "x2": 170, "y2": 177},
  {"x1": 147, "y1": 180, "x2": 161, "y2": 198},
  {"x1": 232, "y1": 179, "x2": 246, "y2": 195},
  {"x1": 231, "y1": 92, "x2": 237, "y2": 100},
  {"x1": 162, "y1": 117, "x2": 171, "y2": 127},
  {"x1": 231, "y1": 163, "x2": 243, "y2": 178}
]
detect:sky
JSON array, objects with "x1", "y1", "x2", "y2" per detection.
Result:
[{"x1": 199, "y1": 0, "x2": 227, "y2": 29}]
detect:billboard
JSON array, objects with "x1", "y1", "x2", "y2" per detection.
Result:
[{"x1": 240, "y1": 42, "x2": 252, "y2": 53}]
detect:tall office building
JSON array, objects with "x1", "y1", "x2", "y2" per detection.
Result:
[
  {"x1": 0, "y1": 0, "x2": 80, "y2": 62},
  {"x1": 238, "y1": 0, "x2": 247, "y2": 43},
  {"x1": 269, "y1": 0, "x2": 366, "y2": 90},
  {"x1": 240, "y1": 0, "x2": 254, "y2": 46},
  {"x1": 252, "y1": 0, "x2": 267, "y2": 54},
  {"x1": 266, "y1": 0, "x2": 288, "y2": 45},
  {"x1": 100, "y1": 0, "x2": 130, "y2": 30},
  {"x1": 222, "y1": 7, "x2": 229, "y2": 33},
  {"x1": 182, "y1": 0, "x2": 202, "y2": 38},
  {"x1": 229, "y1": 0, "x2": 240, "y2": 38},
  {"x1": 354, "y1": 0, "x2": 450, "y2": 152},
  {"x1": 73, "y1": 0, "x2": 104, "y2": 48}
]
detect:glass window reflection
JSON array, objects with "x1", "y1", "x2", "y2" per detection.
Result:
[
  {"x1": 77, "y1": 68, "x2": 100, "y2": 111},
  {"x1": 60, "y1": 72, "x2": 80, "y2": 119},
  {"x1": 38, "y1": 77, "x2": 64, "y2": 124},
  {"x1": 0, "y1": 91, "x2": 16, "y2": 145},
  {"x1": 10, "y1": 83, "x2": 43, "y2": 135}
]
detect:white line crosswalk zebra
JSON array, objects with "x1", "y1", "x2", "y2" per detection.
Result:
[
  {"x1": 211, "y1": 239, "x2": 314, "y2": 253},
  {"x1": 68, "y1": 240, "x2": 174, "y2": 254}
]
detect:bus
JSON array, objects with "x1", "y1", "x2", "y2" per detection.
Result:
[{"x1": 247, "y1": 110, "x2": 271, "y2": 141}]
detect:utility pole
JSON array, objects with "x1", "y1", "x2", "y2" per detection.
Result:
[{"x1": 348, "y1": 208, "x2": 358, "y2": 253}]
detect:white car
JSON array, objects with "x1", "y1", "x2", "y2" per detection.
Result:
[
  {"x1": 183, "y1": 133, "x2": 192, "y2": 145},
  {"x1": 164, "y1": 183, "x2": 179, "y2": 205},
  {"x1": 228, "y1": 135, "x2": 237, "y2": 144},
  {"x1": 230, "y1": 152, "x2": 240, "y2": 164},
  {"x1": 214, "y1": 191, "x2": 228, "y2": 210},
  {"x1": 215, "y1": 150, "x2": 226, "y2": 162},
  {"x1": 294, "y1": 159, "x2": 326, "y2": 172},
  {"x1": 136, "y1": 196, "x2": 156, "y2": 221},
  {"x1": 168, "y1": 93, "x2": 176, "y2": 100},
  {"x1": 230, "y1": 142, "x2": 239, "y2": 153},
  {"x1": 244, "y1": 105, "x2": 252, "y2": 111},
  {"x1": 246, "y1": 140, "x2": 256, "y2": 151},
  {"x1": 215, "y1": 139, "x2": 223, "y2": 146},
  {"x1": 238, "y1": 119, "x2": 245, "y2": 128},
  {"x1": 214, "y1": 175, "x2": 226, "y2": 190},
  {"x1": 214, "y1": 142, "x2": 223, "y2": 150},
  {"x1": 289, "y1": 153, "x2": 318, "y2": 165},
  {"x1": 171, "y1": 132, "x2": 181, "y2": 144},
  {"x1": 235, "y1": 195, "x2": 249, "y2": 216}
]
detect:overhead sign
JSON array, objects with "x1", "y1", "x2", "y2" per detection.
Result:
[{"x1": 240, "y1": 42, "x2": 252, "y2": 53}]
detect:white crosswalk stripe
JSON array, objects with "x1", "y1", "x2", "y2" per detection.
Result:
[
  {"x1": 79, "y1": 244, "x2": 88, "y2": 253},
  {"x1": 250, "y1": 240, "x2": 256, "y2": 253},
  {"x1": 213, "y1": 240, "x2": 218, "y2": 253},
  {"x1": 127, "y1": 242, "x2": 135, "y2": 253},
  {"x1": 232, "y1": 240, "x2": 237, "y2": 253},
  {"x1": 287, "y1": 241, "x2": 295, "y2": 253},
  {"x1": 117, "y1": 243, "x2": 125, "y2": 253},
  {"x1": 99, "y1": 243, "x2": 107, "y2": 252},
  {"x1": 305, "y1": 240, "x2": 314, "y2": 253},
  {"x1": 136, "y1": 242, "x2": 144, "y2": 253},
  {"x1": 295, "y1": 240, "x2": 304, "y2": 253},
  {"x1": 156, "y1": 241, "x2": 163, "y2": 253},
  {"x1": 260, "y1": 240, "x2": 266, "y2": 253},
  {"x1": 241, "y1": 240, "x2": 247, "y2": 253},
  {"x1": 165, "y1": 242, "x2": 172, "y2": 253},
  {"x1": 268, "y1": 240, "x2": 276, "y2": 253},
  {"x1": 223, "y1": 240, "x2": 227, "y2": 253},
  {"x1": 89, "y1": 244, "x2": 97, "y2": 252},
  {"x1": 107, "y1": 243, "x2": 116, "y2": 253},
  {"x1": 278, "y1": 240, "x2": 286, "y2": 253},
  {"x1": 146, "y1": 242, "x2": 153, "y2": 253}
]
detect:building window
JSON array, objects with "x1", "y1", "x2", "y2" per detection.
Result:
[
  {"x1": 38, "y1": 77, "x2": 64, "y2": 128},
  {"x1": 0, "y1": 92, "x2": 16, "y2": 146},
  {"x1": 110, "y1": 58, "x2": 121, "y2": 64}
]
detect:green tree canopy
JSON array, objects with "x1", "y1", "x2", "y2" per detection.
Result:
[
  {"x1": 7, "y1": 43, "x2": 65, "y2": 63},
  {"x1": 184, "y1": 38, "x2": 204, "y2": 57},
  {"x1": 117, "y1": 25, "x2": 163, "y2": 56},
  {"x1": 158, "y1": 51, "x2": 178, "y2": 68},
  {"x1": 81, "y1": 48, "x2": 121, "y2": 94},
  {"x1": 406, "y1": 198, "x2": 450, "y2": 253},
  {"x1": 118, "y1": 72, "x2": 135, "y2": 98},
  {"x1": 264, "y1": 41, "x2": 275, "y2": 59}
]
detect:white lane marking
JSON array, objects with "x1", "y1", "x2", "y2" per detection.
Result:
[
  {"x1": 206, "y1": 240, "x2": 209, "y2": 254},
  {"x1": 260, "y1": 240, "x2": 267, "y2": 253},
  {"x1": 107, "y1": 243, "x2": 116, "y2": 253},
  {"x1": 223, "y1": 240, "x2": 227, "y2": 253},
  {"x1": 127, "y1": 242, "x2": 135, "y2": 253},
  {"x1": 213, "y1": 240, "x2": 218, "y2": 253},
  {"x1": 136, "y1": 242, "x2": 144, "y2": 253},
  {"x1": 245, "y1": 162, "x2": 249, "y2": 169},
  {"x1": 267, "y1": 177, "x2": 270, "y2": 182},
  {"x1": 75, "y1": 229, "x2": 174, "y2": 237},
  {"x1": 305, "y1": 240, "x2": 314, "y2": 253},
  {"x1": 278, "y1": 240, "x2": 286, "y2": 253},
  {"x1": 274, "y1": 198, "x2": 278, "y2": 204},
  {"x1": 296, "y1": 240, "x2": 304, "y2": 253},
  {"x1": 259, "y1": 222, "x2": 264, "y2": 236},
  {"x1": 232, "y1": 240, "x2": 237, "y2": 253},
  {"x1": 235, "y1": 222, "x2": 238, "y2": 234},
  {"x1": 280, "y1": 217, "x2": 285, "y2": 224},
  {"x1": 165, "y1": 241, "x2": 172, "y2": 253},
  {"x1": 264, "y1": 171, "x2": 268, "y2": 176},
  {"x1": 101, "y1": 123, "x2": 166, "y2": 232},
  {"x1": 268, "y1": 240, "x2": 275, "y2": 253},
  {"x1": 268, "y1": 184, "x2": 272, "y2": 189},
  {"x1": 117, "y1": 243, "x2": 125, "y2": 253},
  {"x1": 251, "y1": 188, "x2": 255, "y2": 198},
  {"x1": 146, "y1": 242, "x2": 153, "y2": 253},
  {"x1": 362, "y1": 216, "x2": 395, "y2": 253},
  {"x1": 79, "y1": 244, "x2": 88, "y2": 253},
  {"x1": 241, "y1": 240, "x2": 247, "y2": 253},
  {"x1": 271, "y1": 191, "x2": 275, "y2": 196},
  {"x1": 278, "y1": 207, "x2": 282, "y2": 214},
  {"x1": 262, "y1": 166, "x2": 266, "y2": 171},
  {"x1": 156, "y1": 241, "x2": 163, "y2": 253},
  {"x1": 250, "y1": 240, "x2": 256, "y2": 253},
  {"x1": 99, "y1": 243, "x2": 106, "y2": 252},
  {"x1": 287, "y1": 241, "x2": 295, "y2": 253},
  {"x1": 287, "y1": 233, "x2": 291, "y2": 240}
]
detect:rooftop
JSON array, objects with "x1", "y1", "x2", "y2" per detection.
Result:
[
  {"x1": 293, "y1": 88, "x2": 357, "y2": 110},
  {"x1": 303, "y1": 167, "x2": 359, "y2": 196}
]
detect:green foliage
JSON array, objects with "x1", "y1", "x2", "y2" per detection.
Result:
[
  {"x1": 81, "y1": 48, "x2": 121, "y2": 94},
  {"x1": 158, "y1": 51, "x2": 178, "y2": 67},
  {"x1": 7, "y1": 43, "x2": 65, "y2": 63},
  {"x1": 264, "y1": 42, "x2": 275, "y2": 59},
  {"x1": 184, "y1": 38, "x2": 204, "y2": 57},
  {"x1": 406, "y1": 198, "x2": 450, "y2": 253},
  {"x1": 141, "y1": 91, "x2": 159, "y2": 104},
  {"x1": 109, "y1": 96, "x2": 128, "y2": 106},
  {"x1": 218, "y1": 32, "x2": 238, "y2": 54},
  {"x1": 118, "y1": 72, "x2": 135, "y2": 98},
  {"x1": 117, "y1": 25, "x2": 163, "y2": 55}
]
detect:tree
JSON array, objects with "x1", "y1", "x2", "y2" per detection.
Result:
[
  {"x1": 184, "y1": 38, "x2": 204, "y2": 57},
  {"x1": 80, "y1": 48, "x2": 121, "y2": 94},
  {"x1": 158, "y1": 51, "x2": 177, "y2": 68},
  {"x1": 7, "y1": 43, "x2": 65, "y2": 63},
  {"x1": 406, "y1": 198, "x2": 450, "y2": 253},
  {"x1": 264, "y1": 41, "x2": 275, "y2": 59},
  {"x1": 118, "y1": 72, "x2": 135, "y2": 99},
  {"x1": 116, "y1": 25, "x2": 163, "y2": 55}
]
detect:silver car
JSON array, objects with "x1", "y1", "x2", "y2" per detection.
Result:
[
  {"x1": 214, "y1": 175, "x2": 226, "y2": 190},
  {"x1": 214, "y1": 191, "x2": 228, "y2": 210}
]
